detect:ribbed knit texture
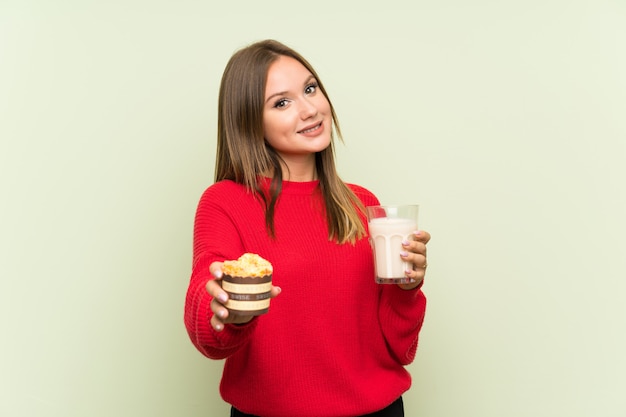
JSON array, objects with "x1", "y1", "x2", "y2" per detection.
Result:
[{"x1": 184, "y1": 179, "x2": 426, "y2": 417}]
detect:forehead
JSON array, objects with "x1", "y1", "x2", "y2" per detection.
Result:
[{"x1": 265, "y1": 56, "x2": 312, "y2": 92}]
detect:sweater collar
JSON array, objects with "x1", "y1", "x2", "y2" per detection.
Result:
[{"x1": 259, "y1": 176, "x2": 320, "y2": 195}]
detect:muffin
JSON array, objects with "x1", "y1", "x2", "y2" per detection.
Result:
[{"x1": 221, "y1": 253, "x2": 273, "y2": 316}]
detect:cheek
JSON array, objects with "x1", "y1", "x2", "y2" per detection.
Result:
[
  {"x1": 262, "y1": 118, "x2": 278, "y2": 144},
  {"x1": 318, "y1": 99, "x2": 331, "y2": 117},
  {"x1": 263, "y1": 112, "x2": 292, "y2": 143},
  {"x1": 317, "y1": 95, "x2": 331, "y2": 113},
  {"x1": 262, "y1": 114, "x2": 274, "y2": 138}
]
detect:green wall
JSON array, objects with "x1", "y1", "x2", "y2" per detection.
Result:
[{"x1": 1, "y1": 1, "x2": 625, "y2": 416}]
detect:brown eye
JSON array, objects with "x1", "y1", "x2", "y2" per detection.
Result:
[
  {"x1": 273, "y1": 99, "x2": 288, "y2": 108},
  {"x1": 305, "y1": 83, "x2": 318, "y2": 95}
]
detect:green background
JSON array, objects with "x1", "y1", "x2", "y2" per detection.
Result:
[{"x1": 1, "y1": 0, "x2": 625, "y2": 416}]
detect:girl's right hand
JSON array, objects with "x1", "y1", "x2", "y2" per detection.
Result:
[{"x1": 206, "y1": 261, "x2": 281, "y2": 332}]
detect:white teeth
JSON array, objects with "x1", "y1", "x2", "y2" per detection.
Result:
[{"x1": 300, "y1": 123, "x2": 320, "y2": 134}]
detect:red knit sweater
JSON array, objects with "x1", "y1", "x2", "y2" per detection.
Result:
[{"x1": 184, "y1": 179, "x2": 426, "y2": 417}]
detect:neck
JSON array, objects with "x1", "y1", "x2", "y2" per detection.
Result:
[{"x1": 278, "y1": 154, "x2": 318, "y2": 182}]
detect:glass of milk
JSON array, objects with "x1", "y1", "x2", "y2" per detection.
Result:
[{"x1": 366, "y1": 205, "x2": 419, "y2": 284}]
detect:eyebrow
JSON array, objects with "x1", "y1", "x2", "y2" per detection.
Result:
[{"x1": 265, "y1": 75, "x2": 317, "y2": 104}]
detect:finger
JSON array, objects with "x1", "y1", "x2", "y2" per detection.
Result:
[
  {"x1": 402, "y1": 239, "x2": 427, "y2": 257},
  {"x1": 210, "y1": 315, "x2": 224, "y2": 332},
  {"x1": 411, "y1": 230, "x2": 431, "y2": 244},
  {"x1": 206, "y1": 278, "x2": 231, "y2": 333},
  {"x1": 209, "y1": 261, "x2": 224, "y2": 280},
  {"x1": 401, "y1": 251, "x2": 427, "y2": 270},
  {"x1": 206, "y1": 261, "x2": 229, "y2": 303},
  {"x1": 412, "y1": 255, "x2": 428, "y2": 271},
  {"x1": 404, "y1": 255, "x2": 427, "y2": 283},
  {"x1": 401, "y1": 259, "x2": 425, "y2": 289},
  {"x1": 206, "y1": 278, "x2": 229, "y2": 303},
  {"x1": 210, "y1": 295, "x2": 229, "y2": 315},
  {"x1": 270, "y1": 285, "x2": 282, "y2": 299},
  {"x1": 405, "y1": 268, "x2": 425, "y2": 285},
  {"x1": 210, "y1": 299, "x2": 228, "y2": 331}
]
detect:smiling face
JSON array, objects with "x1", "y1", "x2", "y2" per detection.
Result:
[{"x1": 263, "y1": 56, "x2": 332, "y2": 177}]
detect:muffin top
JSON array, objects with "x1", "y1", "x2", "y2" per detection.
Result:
[{"x1": 222, "y1": 253, "x2": 273, "y2": 277}]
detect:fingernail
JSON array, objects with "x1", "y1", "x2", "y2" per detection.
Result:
[
  {"x1": 215, "y1": 324, "x2": 223, "y2": 332},
  {"x1": 213, "y1": 270, "x2": 223, "y2": 279},
  {"x1": 218, "y1": 294, "x2": 228, "y2": 303},
  {"x1": 400, "y1": 251, "x2": 409, "y2": 258},
  {"x1": 414, "y1": 230, "x2": 421, "y2": 236},
  {"x1": 402, "y1": 239, "x2": 410, "y2": 246}
]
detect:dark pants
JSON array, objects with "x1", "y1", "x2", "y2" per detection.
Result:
[{"x1": 230, "y1": 396, "x2": 404, "y2": 417}]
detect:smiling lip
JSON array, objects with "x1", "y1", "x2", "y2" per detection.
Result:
[{"x1": 298, "y1": 122, "x2": 323, "y2": 135}]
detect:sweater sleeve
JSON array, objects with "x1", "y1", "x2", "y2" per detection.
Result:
[
  {"x1": 183, "y1": 183, "x2": 258, "y2": 359},
  {"x1": 378, "y1": 284, "x2": 427, "y2": 365},
  {"x1": 349, "y1": 183, "x2": 428, "y2": 365},
  {"x1": 184, "y1": 251, "x2": 259, "y2": 359}
]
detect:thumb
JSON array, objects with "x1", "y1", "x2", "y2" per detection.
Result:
[{"x1": 209, "y1": 261, "x2": 224, "y2": 279}]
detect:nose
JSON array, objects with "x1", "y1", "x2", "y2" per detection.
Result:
[{"x1": 299, "y1": 97, "x2": 318, "y2": 119}]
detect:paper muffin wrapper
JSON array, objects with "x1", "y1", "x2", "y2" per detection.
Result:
[{"x1": 222, "y1": 274, "x2": 272, "y2": 316}]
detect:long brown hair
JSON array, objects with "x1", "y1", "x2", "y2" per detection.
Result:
[{"x1": 215, "y1": 39, "x2": 366, "y2": 244}]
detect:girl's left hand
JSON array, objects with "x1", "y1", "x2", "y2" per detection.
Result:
[{"x1": 398, "y1": 230, "x2": 431, "y2": 290}]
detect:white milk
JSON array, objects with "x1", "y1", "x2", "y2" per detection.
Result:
[{"x1": 368, "y1": 217, "x2": 417, "y2": 280}]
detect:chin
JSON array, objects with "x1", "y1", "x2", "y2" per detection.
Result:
[{"x1": 313, "y1": 138, "x2": 332, "y2": 153}]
